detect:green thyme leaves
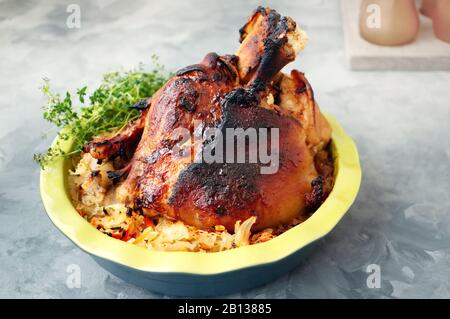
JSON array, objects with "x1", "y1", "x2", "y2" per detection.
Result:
[{"x1": 34, "y1": 57, "x2": 168, "y2": 169}]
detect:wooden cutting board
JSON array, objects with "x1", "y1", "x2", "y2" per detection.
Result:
[{"x1": 341, "y1": 0, "x2": 450, "y2": 70}]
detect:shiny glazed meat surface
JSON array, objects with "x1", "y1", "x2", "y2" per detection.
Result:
[{"x1": 83, "y1": 7, "x2": 332, "y2": 232}]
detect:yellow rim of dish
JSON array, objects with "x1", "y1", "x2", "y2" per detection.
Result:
[{"x1": 40, "y1": 113, "x2": 361, "y2": 275}]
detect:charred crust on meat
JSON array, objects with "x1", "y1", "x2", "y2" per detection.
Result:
[
  {"x1": 295, "y1": 81, "x2": 307, "y2": 94},
  {"x1": 168, "y1": 87, "x2": 302, "y2": 219},
  {"x1": 117, "y1": 146, "x2": 127, "y2": 160},
  {"x1": 172, "y1": 77, "x2": 192, "y2": 87},
  {"x1": 168, "y1": 162, "x2": 260, "y2": 214},
  {"x1": 250, "y1": 79, "x2": 266, "y2": 92},
  {"x1": 222, "y1": 88, "x2": 259, "y2": 109},
  {"x1": 215, "y1": 206, "x2": 227, "y2": 216},
  {"x1": 89, "y1": 139, "x2": 111, "y2": 148},
  {"x1": 179, "y1": 96, "x2": 196, "y2": 112},
  {"x1": 126, "y1": 207, "x2": 133, "y2": 217},
  {"x1": 263, "y1": 11, "x2": 297, "y2": 59},
  {"x1": 107, "y1": 170, "x2": 124, "y2": 185},
  {"x1": 128, "y1": 98, "x2": 150, "y2": 111},
  {"x1": 238, "y1": 7, "x2": 298, "y2": 84},
  {"x1": 273, "y1": 82, "x2": 282, "y2": 105},
  {"x1": 178, "y1": 90, "x2": 199, "y2": 112},
  {"x1": 163, "y1": 77, "x2": 198, "y2": 119},
  {"x1": 305, "y1": 175, "x2": 325, "y2": 212},
  {"x1": 89, "y1": 7, "x2": 335, "y2": 235},
  {"x1": 239, "y1": 6, "x2": 267, "y2": 42},
  {"x1": 134, "y1": 206, "x2": 144, "y2": 216},
  {"x1": 90, "y1": 170, "x2": 100, "y2": 177},
  {"x1": 107, "y1": 165, "x2": 131, "y2": 185},
  {"x1": 168, "y1": 89, "x2": 268, "y2": 213},
  {"x1": 175, "y1": 64, "x2": 206, "y2": 76}
]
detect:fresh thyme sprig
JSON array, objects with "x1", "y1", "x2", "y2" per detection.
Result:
[{"x1": 34, "y1": 57, "x2": 169, "y2": 169}]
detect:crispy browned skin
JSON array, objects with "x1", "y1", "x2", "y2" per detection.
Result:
[
  {"x1": 115, "y1": 53, "x2": 239, "y2": 214},
  {"x1": 83, "y1": 104, "x2": 150, "y2": 160},
  {"x1": 83, "y1": 7, "x2": 331, "y2": 232},
  {"x1": 278, "y1": 70, "x2": 331, "y2": 152},
  {"x1": 237, "y1": 6, "x2": 301, "y2": 84},
  {"x1": 167, "y1": 87, "x2": 318, "y2": 231}
]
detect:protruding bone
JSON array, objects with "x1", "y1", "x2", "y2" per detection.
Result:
[{"x1": 236, "y1": 6, "x2": 308, "y2": 85}]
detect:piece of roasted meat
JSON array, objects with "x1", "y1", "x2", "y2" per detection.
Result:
[{"x1": 83, "y1": 6, "x2": 332, "y2": 232}]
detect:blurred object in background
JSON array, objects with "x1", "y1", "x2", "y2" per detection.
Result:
[
  {"x1": 359, "y1": 0, "x2": 420, "y2": 46},
  {"x1": 432, "y1": 0, "x2": 450, "y2": 43},
  {"x1": 342, "y1": 0, "x2": 450, "y2": 70},
  {"x1": 420, "y1": 0, "x2": 435, "y2": 18}
]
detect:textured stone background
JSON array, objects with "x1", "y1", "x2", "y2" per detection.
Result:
[{"x1": 0, "y1": 0, "x2": 449, "y2": 298}]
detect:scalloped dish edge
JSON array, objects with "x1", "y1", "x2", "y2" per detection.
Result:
[{"x1": 40, "y1": 112, "x2": 361, "y2": 275}]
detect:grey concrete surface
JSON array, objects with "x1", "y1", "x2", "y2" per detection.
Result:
[{"x1": 0, "y1": 0, "x2": 449, "y2": 298}]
